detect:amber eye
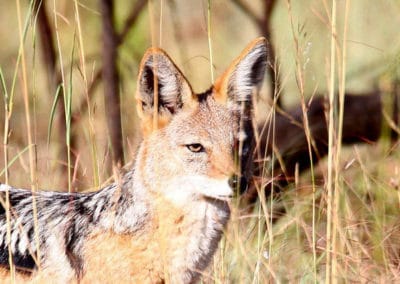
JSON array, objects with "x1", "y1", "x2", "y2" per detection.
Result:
[{"x1": 186, "y1": 143, "x2": 205, "y2": 153}]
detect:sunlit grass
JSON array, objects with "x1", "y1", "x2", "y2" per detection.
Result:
[
  {"x1": 1, "y1": 0, "x2": 400, "y2": 283},
  {"x1": 211, "y1": 143, "x2": 400, "y2": 282}
]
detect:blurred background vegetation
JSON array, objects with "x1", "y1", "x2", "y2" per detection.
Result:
[{"x1": 1, "y1": 0, "x2": 400, "y2": 281}]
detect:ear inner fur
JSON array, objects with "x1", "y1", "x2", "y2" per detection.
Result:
[
  {"x1": 136, "y1": 47, "x2": 196, "y2": 135},
  {"x1": 213, "y1": 37, "x2": 267, "y2": 105}
]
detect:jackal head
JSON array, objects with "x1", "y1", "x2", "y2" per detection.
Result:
[{"x1": 135, "y1": 38, "x2": 267, "y2": 206}]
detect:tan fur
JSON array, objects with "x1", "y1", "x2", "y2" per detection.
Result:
[
  {"x1": 0, "y1": 197, "x2": 190, "y2": 283},
  {"x1": 82, "y1": 196, "x2": 192, "y2": 283},
  {"x1": 0, "y1": 267, "x2": 74, "y2": 283},
  {"x1": 0, "y1": 268, "x2": 31, "y2": 283}
]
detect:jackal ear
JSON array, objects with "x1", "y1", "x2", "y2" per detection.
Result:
[
  {"x1": 213, "y1": 37, "x2": 267, "y2": 107},
  {"x1": 136, "y1": 48, "x2": 194, "y2": 134}
]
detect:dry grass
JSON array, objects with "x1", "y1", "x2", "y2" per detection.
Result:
[
  {"x1": 219, "y1": 145, "x2": 400, "y2": 282},
  {"x1": 1, "y1": 0, "x2": 400, "y2": 282}
]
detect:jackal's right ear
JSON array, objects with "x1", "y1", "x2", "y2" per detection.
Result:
[
  {"x1": 213, "y1": 37, "x2": 267, "y2": 107},
  {"x1": 136, "y1": 48, "x2": 195, "y2": 135}
]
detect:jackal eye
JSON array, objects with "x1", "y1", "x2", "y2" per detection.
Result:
[{"x1": 186, "y1": 143, "x2": 205, "y2": 153}]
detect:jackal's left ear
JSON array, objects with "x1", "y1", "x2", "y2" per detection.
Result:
[
  {"x1": 136, "y1": 48, "x2": 195, "y2": 135},
  {"x1": 214, "y1": 37, "x2": 267, "y2": 106}
]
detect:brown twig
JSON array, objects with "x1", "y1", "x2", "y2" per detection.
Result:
[
  {"x1": 101, "y1": 0, "x2": 124, "y2": 166},
  {"x1": 262, "y1": 0, "x2": 282, "y2": 107},
  {"x1": 71, "y1": 0, "x2": 147, "y2": 126},
  {"x1": 231, "y1": 0, "x2": 263, "y2": 26},
  {"x1": 118, "y1": 0, "x2": 148, "y2": 44},
  {"x1": 232, "y1": 0, "x2": 282, "y2": 107},
  {"x1": 391, "y1": 80, "x2": 400, "y2": 142}
]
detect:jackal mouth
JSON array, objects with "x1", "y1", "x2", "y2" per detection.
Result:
[{"x1": 202, "y1": 194, "x2": 233, "y2": 203}]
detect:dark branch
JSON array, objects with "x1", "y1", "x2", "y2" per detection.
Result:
[
  {"x1": 101, "y1": 0, "x2": 124, "y2": 166},
  {"x1": 232, "y1": 0, "x2": 282, "y2": 107},
  {"x1": 261, "y1": 0, "x2": 281, "y2": 107},
  {"x1": 243, "y1": 91, "x2": 382, "y2": 203},
  {"x1": 71, "y1": 0, "x2": 147, "y2": 131},
  {"x1": 231, "y1": 0, "x2": 263, "y2": 26},
  {"x1": 118, "y1": 0, "x2": 148, "y2": 45}
]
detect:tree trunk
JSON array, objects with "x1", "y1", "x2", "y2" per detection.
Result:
[{"x1": 101, "y1": 0, "x2": 124, "y2": 167}]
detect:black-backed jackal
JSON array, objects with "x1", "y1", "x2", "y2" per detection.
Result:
[{"x1": 0, "y1": 38, "x2": 267, "y2": 283}]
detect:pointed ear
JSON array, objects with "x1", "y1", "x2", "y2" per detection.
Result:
[
  {"x1": 136, "y1": 48, "x2": 195, "y2": 135},
  {"x1": 213, "y1": 38, "x2": 267, "y2": 194},
  {"x1": 213, "y1": 37, "x2": 267, "y2": 106}
]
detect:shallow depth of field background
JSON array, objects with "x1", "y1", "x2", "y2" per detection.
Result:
[{"x1": 1, "y1": 0, "x2": 400, "y2": 282}]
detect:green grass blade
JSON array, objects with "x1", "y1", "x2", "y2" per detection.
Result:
[
  {"x1": 47, "y1": 84, "x2": 63, "y2": 147},
  {"x1": 0, "y1": 146, "x2": 31, "y2": 178}
]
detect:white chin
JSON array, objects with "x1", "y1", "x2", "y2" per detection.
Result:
[{"x1": 163, "y1": 175, "x2": 233, "y2": 206}]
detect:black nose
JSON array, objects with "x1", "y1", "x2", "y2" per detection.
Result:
[
  {"x1": 228, "y1": 175, "x2": 238, "y2": 189},
  {"x1": 228, "y1": 175, "x2": 248, "y2": 194}
]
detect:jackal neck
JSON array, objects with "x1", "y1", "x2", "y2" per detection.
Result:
[{"x1": 87, "y1": 168, "x2": 151, "y2": 235}]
